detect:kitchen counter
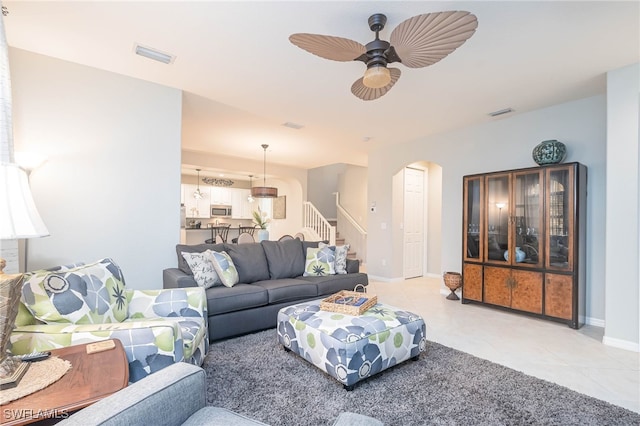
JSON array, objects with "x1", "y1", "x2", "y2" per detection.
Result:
[{"x1": 182, "y1": 225, "x2": 257, "y2": 245}]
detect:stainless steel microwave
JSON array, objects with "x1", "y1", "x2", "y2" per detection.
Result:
[{"x1": 211, "y1": 205, "x2": 232, "y2": 217}]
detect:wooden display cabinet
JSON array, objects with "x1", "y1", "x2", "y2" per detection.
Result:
[{"x1": 461, "y1": 163, "x2": 587, "y2": 328}]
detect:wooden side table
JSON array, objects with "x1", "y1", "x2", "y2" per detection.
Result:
[{"x1": 2, "y1": 339, "x2": 128, "y2": 425}]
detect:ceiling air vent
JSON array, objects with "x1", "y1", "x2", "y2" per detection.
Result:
[
  {"x1": 282, "y1": 122, "x2": 304, "y2": 130},
  {"x1": 134, "y1": 44, "x2": 175, "y2": 64},
  {"x1": 488, "y1": 108, "x2": 514, "y2": 117}
]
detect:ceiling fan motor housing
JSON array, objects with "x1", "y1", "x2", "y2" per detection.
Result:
[{"x1": 365, "y1": 39, "x2": 390, "y2": 68}]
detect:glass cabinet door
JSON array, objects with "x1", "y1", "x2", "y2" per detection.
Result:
[
  {"x1": 512, "y1": 170, "x2": 543, "y2": 267},
  {"x1": 485, "y1": 174, "x2": 510, "y2": 263},
  {"x1": 546, "y1": 166, "x2": 574, "y2": 271},
  {"x1": 463, "y1": 177, "x2": 483, "y2": 261}
]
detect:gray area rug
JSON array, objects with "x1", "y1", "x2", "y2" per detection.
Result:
[{"x1": 203, "y1": 329, "x2": 639, "y2": 425}]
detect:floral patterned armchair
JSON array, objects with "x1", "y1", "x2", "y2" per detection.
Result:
[{"x1": 10, "y1": 258, "x2": 209, "y2": 382}]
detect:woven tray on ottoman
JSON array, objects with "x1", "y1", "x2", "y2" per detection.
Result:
[{"x1": 277, "y1": 299, "x2": 426, "y2": 390}]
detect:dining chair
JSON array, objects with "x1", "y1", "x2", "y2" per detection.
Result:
[
  {"x1": 294, "y1": 232, "x2": 305, "y2": 241},
  {"x1": 278, "y1": 234, "x2": 294, "y2": 241},
  {"x1": 238, "y1": 226, "x2": 257, "y2": 236},
  {"x1": 237, "y1": 232, "x2": 255, "y2": 244}
]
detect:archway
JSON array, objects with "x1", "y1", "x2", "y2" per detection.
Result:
[{"x1": 390, "y1": 161, "x2": 443, "y2": 279}]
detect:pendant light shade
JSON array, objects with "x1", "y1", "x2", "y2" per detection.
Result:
[
  {"x1": 251, "y1": 144, "x2": 278, "y2": 198},
  {"x1": 247, "y1": 175, "x2": 255, "y2": 203},
  {"x1": 193, "y1": 169, "x2": 204, "y2": 199}
]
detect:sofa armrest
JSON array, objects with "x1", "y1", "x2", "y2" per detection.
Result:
[
  {"x1": 345, "y1": 258, "x2": 360, "y2": 274},
  {"x1": 58, "y1": 363, "x2": 206, "y2": 426},
  {"x1": 127, "y1": 288, "x2": 207, "y2": 320},
  {"x1": 164, "y1": 268, "x2": 198, "y2": 289}
]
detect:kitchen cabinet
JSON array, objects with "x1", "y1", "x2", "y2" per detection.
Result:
[
  {"x1": 182, "y1": 184, "x2": 210, "y2": 219},
  {"x1": 461, "y1": 163, "x2": 587, "y2": 328},
  {"x1": 231, "y1": 189, "x2": 254, "y2": 219},
  {"x1": 210, "y1": 187, "x2": 233, "y2": 205}
]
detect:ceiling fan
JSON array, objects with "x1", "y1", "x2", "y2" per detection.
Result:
[{"x1": 289, "y1": 11, "x2": 478, "y2": 101}]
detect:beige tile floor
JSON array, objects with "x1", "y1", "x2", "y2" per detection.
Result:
[{"x1": 367, "y1": 276, "x2": 640, "y2": 414}]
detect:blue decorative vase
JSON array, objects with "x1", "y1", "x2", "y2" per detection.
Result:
[
  {"x1": 532, "y1": 139, "x2": 567, "y2": 165},
  {"x1": 504, "y1": 247, "x2": 526, "y2": 263},
  {"x1": 257, "y1": 229, "x2": 269, "y2": 242}
]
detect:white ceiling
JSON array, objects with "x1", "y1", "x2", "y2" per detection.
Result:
[{"x1": 4, "y1": 1, "x2": 639, "y2": 177}]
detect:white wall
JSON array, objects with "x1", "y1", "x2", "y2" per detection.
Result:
[
  {"x1": 368, "y1": 95, "x2": 607, "y2": 324},
  {"x1": 604, "y1": 63, "x2": 639, "y2": 350},
  {"x1": 11, "y1": 48, "x2": 182, "y2": 289},
  {"x1": 425, "y1": 163, "x2": 443, "y2": 275},
  {"x1": 308, "y1": 163, "x2": 346, "y2": 219},
  {"x1": 337, "y1": 164, "x2": 368, "y2": 229}
]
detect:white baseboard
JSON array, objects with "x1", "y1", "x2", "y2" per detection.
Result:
[
  {"x1": 602, "y1": 335, "x2": 640, "y2": 352},
  {"x1": 367, "y1": 275, "x2": 405, "y2": 283},
  {"x1": 585, "y1": 316, "x2": 605, "y2": 327}
]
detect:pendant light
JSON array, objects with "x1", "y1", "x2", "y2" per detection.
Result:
[
  {"x1": 251, "y1": 144, "x2": 278, "y2": 198},
  {"x1": 247, "y1": 175, "x2": 255, "y2": 203},
  {"x1": 193, "y1": 169, "x2": 205, "y2": 199}
]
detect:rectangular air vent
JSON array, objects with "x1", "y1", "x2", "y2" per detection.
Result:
[
  {"x1": 134, "y1": 44, "x2": 175, "y2": 64},
  {"x1": 488, "y1": 108, "x2": 514, "y2": 117}
]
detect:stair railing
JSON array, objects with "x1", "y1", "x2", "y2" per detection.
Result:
[{"x1": 302, "y1": 202, "x2": 336, "y2": 244}]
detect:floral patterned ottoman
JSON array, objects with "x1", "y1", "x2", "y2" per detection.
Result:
[{"x1": 277, "y1": 299, "x2": 426, "y2": 390}]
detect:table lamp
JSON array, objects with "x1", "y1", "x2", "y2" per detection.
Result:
[{"x1": 0, "y1": 8, "x2": 49, "y2": 389}]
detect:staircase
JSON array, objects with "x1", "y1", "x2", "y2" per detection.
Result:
[
  {"x1": 329, "y1": 220, "x2": 358, "y2": 261},
  {"x1": 302, "y1": 200, "x2": 366, "y2": 264}
]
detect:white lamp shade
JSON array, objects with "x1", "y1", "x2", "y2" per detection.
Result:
[{"x1": 0, "y1": 163, "x2": 49, "y2": 239}]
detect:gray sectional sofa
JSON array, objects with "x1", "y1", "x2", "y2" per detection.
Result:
[
  {"x1": 163, "y1": 239, "x2": 368, "y2": 341},
  {"x1": 59, "y1": 362, "x2": 383, "y2": 426}
]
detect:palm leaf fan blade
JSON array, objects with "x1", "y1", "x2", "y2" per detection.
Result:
[
  {"x1": 390, "y1": 11, "x2": 478, "y2": 68},
  {"x1": 289, "y1": 33, "x2": 366, "y2": 61}
]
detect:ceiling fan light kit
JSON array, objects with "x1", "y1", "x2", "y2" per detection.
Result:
[
  {"x1": 290, "y1": 11, "x2": 478, "y2": 100},
  {"x1": 363, "y1": 65, "x2": 390, "y2": 88}
]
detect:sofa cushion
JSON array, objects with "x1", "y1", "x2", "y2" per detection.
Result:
[
  {"x1": 181, "y1": 251, "x2": 222, "y2": 289},
  {"x1": 299, "y1": 273, "x2": 369, "y2": 296},
  {"x1": 205, "y1": 284, "x2": 268, "y2": 315},
  {"x1": 261, "y1": 239, "x2": 305, "y2": 279},
  {"x1": 224, "y1": 243, "x2": 270, "y2": 284},
  {"x1": 303, "y1": 246, "x2": 336, "y2": 276},
  {"x1": 209, "y1": 251, "x2": 239, "y2": 288},
  {"x1": 176, "y1": 243, "x2": 226, "y2": 275},
  {"x1": 252, "y1": 278, "x2": 318, "y2": 304},
  {"x1": 21, "y1": 258, "x2": 128, "y2": 324}
]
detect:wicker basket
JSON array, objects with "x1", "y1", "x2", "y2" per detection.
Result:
[{"x1": 320, "y1": 290, "x2": 378, "y2": 316}]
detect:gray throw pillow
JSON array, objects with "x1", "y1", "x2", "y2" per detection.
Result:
[
  {"x1": 261, "y1": 239, "x2": 305, "y2": 279},
  {"x1": 224, "y1": 243, "x2": 270, "y2": 283}
]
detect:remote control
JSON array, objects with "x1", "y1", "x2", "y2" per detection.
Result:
[{"x1": 18, "y1": 351, "x2": 51, "y2": 362}]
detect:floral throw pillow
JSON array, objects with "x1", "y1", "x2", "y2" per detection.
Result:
[
  {"x1": 181, "y1": 250, "x2": 222, "y2": 289},
  {"x1": 319, "y1": 242, "x2": 351, "y2": 274},
  {"x1": 20, "y1": 258, "x2": 128, "y2": 324},
  {"x1": 303, "y1": 246, "x2": 336, "y2": 276},
  {"x1": 208, "y1": 251, "x2": 239, "y2": 288}
]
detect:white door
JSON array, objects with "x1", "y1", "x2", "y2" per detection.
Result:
[{"x1": 403, "y1": 167, "x2": 425, "y2": 278}]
